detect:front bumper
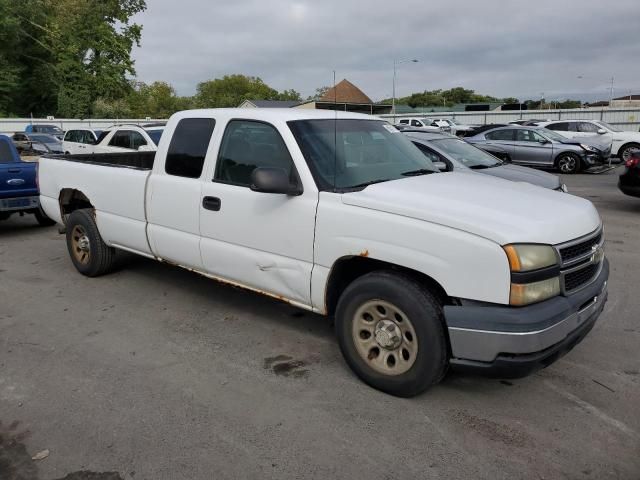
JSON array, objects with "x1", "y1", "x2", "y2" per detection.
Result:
[
  {"x1": 444, "y1": 258, "x2": 609, "y2": 378},
  {"x1": 0, "y1": 195, "x2": 39, "y2": 212}
]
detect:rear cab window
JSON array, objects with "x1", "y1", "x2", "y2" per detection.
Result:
[{"x1": 165, "y1": 118, "x2": 216, "y2": 178}]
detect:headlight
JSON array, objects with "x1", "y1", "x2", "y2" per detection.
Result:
[
  {"x1": 580, "y1": 144, "x2": 598, "y2": 153},
  {"x1": 510, "y1": 277, "x2": 560, "y2": 306},
  {"x1": 503, "y1": 244, "x2": 560, "y2": 306},
  {"x1": 503, "y1": 244, "x2": 558, "y2": 272}
]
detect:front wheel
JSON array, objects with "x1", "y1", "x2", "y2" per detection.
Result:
[
  {"x1": 335, "y1": 271, "x2": 448, "y2": 397},
  {"x1": 65, "y1": 209, "x2": 116, "y2": 277},
  {"x1": 556, "y1": 153, "x2": 581, "y2": 174},
  {"x1": 619, "y1": 143, "x2": 640, "y2": 163}
]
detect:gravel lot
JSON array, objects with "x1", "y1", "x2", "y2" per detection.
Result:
[{"x1": 1, "y1": 168, "x2": 639, "y2": 480}]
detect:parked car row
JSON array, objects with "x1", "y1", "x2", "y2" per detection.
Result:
[
  {"x1": 5, "y1": 123, "x2": 166, "y2": 158},
  {"x1": 34, "y1": 108, "x2": 610, "y2": 397},
  {"x1": 395, "y1": 117, "x2": 477, "y2": 136}
]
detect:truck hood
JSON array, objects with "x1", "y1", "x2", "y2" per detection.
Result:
[
  {"x1": 481, "y1": 164, "x2": 561, "y2": 190},
  {"x1": 341, "y1": 172, "x2": 600, "y2": 245}
]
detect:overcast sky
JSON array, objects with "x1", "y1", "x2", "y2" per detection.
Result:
[{"x1": 131, "y1": 0, "x2": 640, "y2": 102}]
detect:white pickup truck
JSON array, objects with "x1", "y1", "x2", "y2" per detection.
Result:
[{"x1": 38, "y1": 108, "x2": 609, "y2": 397}]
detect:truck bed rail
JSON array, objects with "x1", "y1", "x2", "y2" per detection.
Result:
[{"x1": 47, "y1": 152, "x2": 155, "y2": 170}]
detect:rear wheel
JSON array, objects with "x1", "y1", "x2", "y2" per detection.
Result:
[
  {"x1": 335, "y1": 271, "x2": 448, "y2": 397},
  {"x1": 65, "y1": 209, "x2": 116, "y2": 277},
  {"x1": 556, "y1": 152, "x2": 581, "y2": 174}
]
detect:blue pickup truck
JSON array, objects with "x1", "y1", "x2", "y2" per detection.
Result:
[{"x1": 0, "y1": 134, "x2": 54, "y2": 225}]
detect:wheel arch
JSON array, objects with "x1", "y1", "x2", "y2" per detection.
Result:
[
  {"x1": 617, "y1": 142, "x2": 640, "y2": 158},
  {"x1": 324, "y1": 255, "x2": 451, "y2": 317},
  {"x1": 58, "y1": 188, "x2": 94, "y2": 225}
]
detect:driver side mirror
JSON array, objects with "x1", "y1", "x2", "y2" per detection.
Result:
[
  {"x1": 597, "y1": 128, "x2": 607, "y2": 135},
  {"x1": 250, "y1": 167, "x2": 302, "y2": 196},
  {"x1": 433, "y1": 161, "x2": 448, "y2": 172},
  {"x1": 538, "y1": 138, "x2": 550, "y2": 144}
]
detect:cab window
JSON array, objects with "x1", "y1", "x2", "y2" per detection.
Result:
[{"x1": 214, "y1": 120, "x2": 296, "y2": 187}]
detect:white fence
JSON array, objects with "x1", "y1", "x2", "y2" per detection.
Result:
[
  {"x1": 380, "y1": 107, "x2": 640, "y2": 131},
  {"x1": 0, "y1": 118, "x2": 165, "y2": 135}
]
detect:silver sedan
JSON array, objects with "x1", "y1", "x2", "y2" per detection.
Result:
[{"x1": 465, "y1": 125, "x2": 611, "y2": 174}]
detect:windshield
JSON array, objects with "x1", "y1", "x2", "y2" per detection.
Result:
[
  {"x1": 145, "y1": 128, "x2": 164, "y2": 146},
  {"x1": 595, "y1": 121, "x2": 619, "y2": 132},
  {"x1": 30, "y1": 134, "x2": 58, "y2": 143},
  {"x1": 288, "y1": 119, "x2": 438, "y2": 191},
  {"x1": 538, "y1": 128, "x2": 568, "y2": 142},
  {"x1": 431, "y1": 138, "x2": 501, "y2": 168}
]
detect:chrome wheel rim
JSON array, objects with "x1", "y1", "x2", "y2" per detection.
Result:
[
  {"x1": 352, "y1": 300, "x2": 418, "y2": 376},
  {"x1": 71, "y1": 225, "x2": 91, "y2": 265},
  {"x1": 558, "y1": 156, "x2": 576, "y2": 173},
  {"x1": 622, "y1": 147, "x2": 639, "y2": 162}
]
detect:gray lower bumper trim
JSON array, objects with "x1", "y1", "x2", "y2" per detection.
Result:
[{"x1": 448, "y1": 282, "x2": 607, "y2": 362}]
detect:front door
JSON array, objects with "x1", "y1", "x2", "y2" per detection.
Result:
[
  {"x1": 512, "y1": 129, "x2": 554, "y2": 166},
  {"x1": 199, "y1": 119, "x2": 317, "y2": 307}
]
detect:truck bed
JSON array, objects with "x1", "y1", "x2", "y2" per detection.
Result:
[{"x1": 48, "y1": 151, "x2": 155, "y2": 170}]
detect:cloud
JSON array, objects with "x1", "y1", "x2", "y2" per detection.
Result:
[{"x1": 131, "y1": 0, "x2": 640, "y2": 102}]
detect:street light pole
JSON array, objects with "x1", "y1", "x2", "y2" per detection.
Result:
[
  {"x1": 392, "y1": 58, "x2": 418, "y2": 118},
  {"x1": 577, "y1": 75, "x2": 615, "y2": 107}
]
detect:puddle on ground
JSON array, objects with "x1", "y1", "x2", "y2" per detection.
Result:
[
  {"x1": 264, "y1": 355, "x2": 309, "y2": 378},
  {"x1": 0, "y1": 420, "x2": 124, "y2": 480}
]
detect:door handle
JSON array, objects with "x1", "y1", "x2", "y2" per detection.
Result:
[
  {"x1": 8, "y1": 168, "x2": 21, "y2": 173},
  {"x1": 202, "y1": 196, "x2": 221, "y2": 211}
]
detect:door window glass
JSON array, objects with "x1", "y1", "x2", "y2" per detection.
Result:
[
  {"x1": 546, "y1": 122, "x2": 569, "y2": 131},
  {"x1": 130, "y1": 131, "x2": 147, "y2": 150},
  {"x1": 165, "y1": 118, "x2": 216, "y2": 178},
  {"x1": 485, "y1": 129, "x2": 514, "y2": 141},
  {"x1": 578, "y1": 122, "x2": 599, "y2": 133},
  {"x1": 109, "y1": 131, "x2": 130, "y2": 148},
  {"x1": 516, "y1": 130, "x2": 546, "y2": 142},
  {"x1": 214, "y1": 120, "x2": 296, "y2": 187},
  {"x1": 0, "y1": 141, "x2": 16, "y2": 163}
]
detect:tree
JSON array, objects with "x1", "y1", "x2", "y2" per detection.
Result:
[
  {"x1": 195, "y1": 74, "x2": 298, "y2": 108},
  {"x1": 0, "y1": 0, "x2": 146, "y2": 117},
  {"x1": 307, "y1": 86, "x2": 330, "y2": 101}
]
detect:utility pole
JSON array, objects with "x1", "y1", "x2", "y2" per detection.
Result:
[{"x1": 392, "y1": 59, "x2": 418, "y2": 118}]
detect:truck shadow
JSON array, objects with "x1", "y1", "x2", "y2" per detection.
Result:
[
  {"x1": 118, "y1": 252, "x2": 335, "y2": 343},
  {"x1": 0, "y1": 216, "x2": 53, "y2": 239}
]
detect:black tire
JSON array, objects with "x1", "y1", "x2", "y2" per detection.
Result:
[
  {"x1": 65, "y1": 209, "x2": 116, "y2": 277},
  {"x1": 34, "y1": 207, "x2": 56, "y2": 227},
  {"x1": 555, "y1": 152, "x2": 582, "y2": 174},
  {"x1": 335, "y1": 271, "x2": 448, "y2": 397},
  {"x1": 618, "y1": 143, "x2": 640, "y2": 163}
]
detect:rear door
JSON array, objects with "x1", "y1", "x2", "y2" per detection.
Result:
[
  {"x1": 146, "y1": 118, "x2": 216, "y2": 269},
  {"x1": 0, "y1": 140, "x2": 37, "y2": 201},
  {"x1": 483, "y1": 128, "x2": 516, "y2": 157},
  {"x1": 512, "y1": 129, "x2": 554, "y2": 166},
  {"x1": 199, "y1": 119, "x2": 317, "y2": 306}
]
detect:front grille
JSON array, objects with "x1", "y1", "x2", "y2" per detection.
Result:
[
  {"x1": 564, "y1": 263, "x2": 599, "y2": 292},
  {"x1": 559, "y1": 232, "x2": 602, "y2": 264}
]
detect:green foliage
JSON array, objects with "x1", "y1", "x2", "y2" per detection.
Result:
[
  {"x1": 0, "y1": 0, "x2": 146, "y2": 117},
  {"x1": 307, "y1": 86, "x2": 331, "y2": 101},
  {"x1": 195, "y1": 74, "x2": 298, "y2": 108},
  {"x1": 380, "y1": 87, "x2": 520, "y2": 108}
]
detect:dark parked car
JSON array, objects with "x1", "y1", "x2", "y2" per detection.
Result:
[
  {"x1": 465, "y1": 125, "x2": 611, "y2": 174},
  {"x1": 618, "y1": 151, "x2": 640, "y2": 198},
  {"x1": 11, "y1": 133, "x2": 64, "y2": 154},
  {"x1": 0, "y1": 135, "x2": 55, "y2": 225},
  {"x1": 403, "y1": 130, "x2": 566, "y2": 191}
]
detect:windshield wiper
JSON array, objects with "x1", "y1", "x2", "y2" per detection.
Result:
[
  {"x1": 401, "y1": 168, "x2": 436, "y2": 176},
  {"x1": 469, "y1": 164, "x2": 500, "y2": 170},
  {"x1": 349, "y1": 178, "x2": 394, "y2": 189}
]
